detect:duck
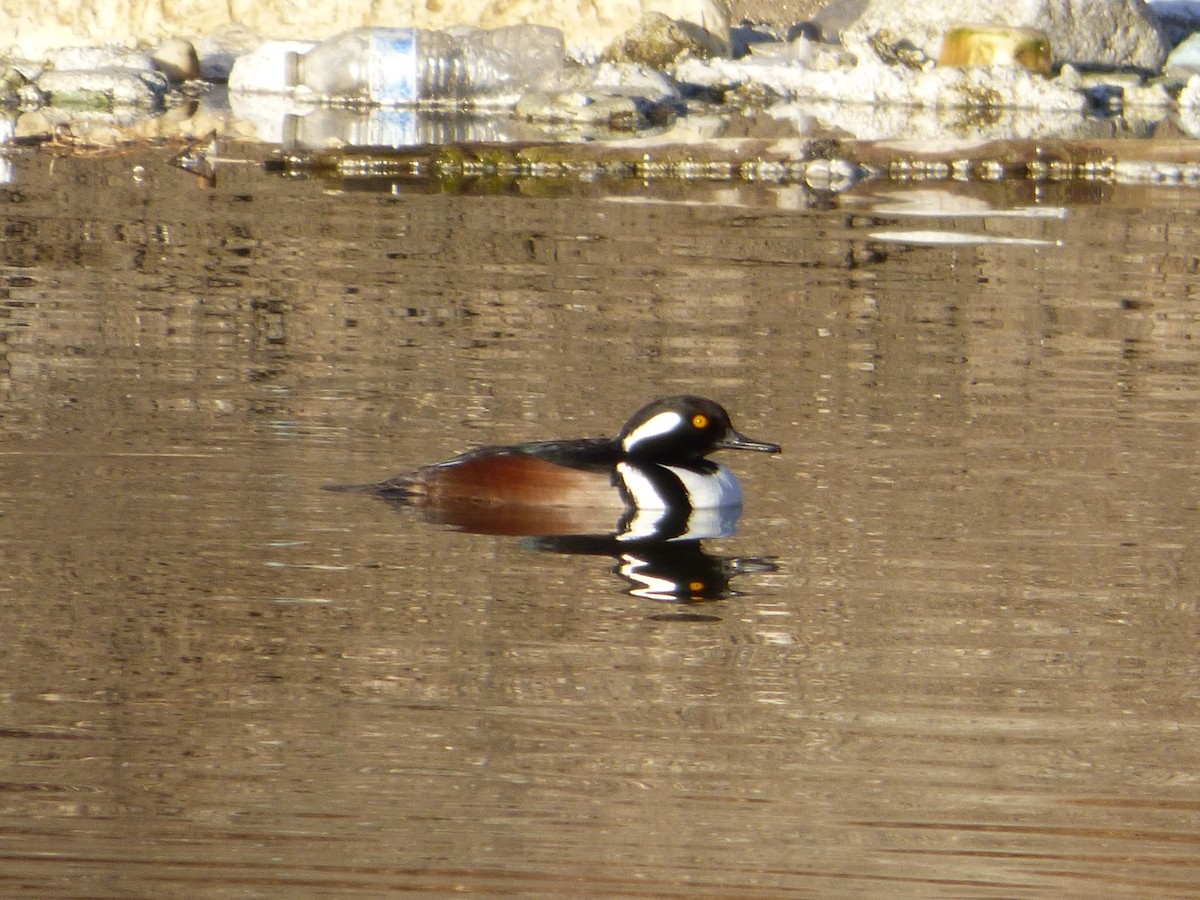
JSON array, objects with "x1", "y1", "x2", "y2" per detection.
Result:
[{"x1": 326, "y1": 395, "x2": 780, "y2": 514}]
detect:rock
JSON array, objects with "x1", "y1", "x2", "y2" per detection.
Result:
[
  {"x1": 1147, "y1": 0, "x2": 1200, "y2": 47},
  {"x1": 602, "y1": 11, "x2": 726, "y2": 67},
  {"x1": 196, "y1": 24, "x2": 264, "y2": 82},
  {"x1": 1165, "y1": 32, "x2": 1200, "y2": 77},
  {"x1": 1180, "y1": 73, "x2": 1200, "y2": 109},
  {"x1": 49, "y1": 45, "x2": 155, "y2": 72},
  {"x1": 747, "y1": 35, "x2": 855, "y2": 70},
  {"x1": 36, "y1": 68, "x2": 169, "y2": 109},
  {"x1": 0, "y1": 0, "x2": 730, "y2": 67},
  {"x1": 677, "y1": 46, "x2": 1086, "y2": 111},
  {"x1": 811, "y1": 0, "x2": 869, "y2": 43},
  {"x1": 152, "y1": 38, "x2": 200, "y2": 82},
  {"x1": 865, "y1": 30, "x2": 935, "y2": 70},
  {"x1": 472, "y1": 0, "x2": 730, "y2": 59},
  {"x1": 0, "y1": 67, "x2": 28, "y2": 106},
  {"x1": 731, "y1": 23, "x2": 786, "y2": 58},
  {"x1": 517, "y1": 61, "x2": 680, "y2": 126},
  {"x1": 837, "y1": 0, "x2": 1169, "y2": 72}
]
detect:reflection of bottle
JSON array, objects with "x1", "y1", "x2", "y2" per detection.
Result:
[
  {"x1": 282, "y1": 107, "x2": 521, "y2": 149},
  {"x1": 287, "y1": 26, "x2": 564, "y2": 106}
]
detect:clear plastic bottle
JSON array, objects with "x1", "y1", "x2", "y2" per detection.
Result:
[{"x1": 288, "y1": 25, "x2": 564, "y2": 107}]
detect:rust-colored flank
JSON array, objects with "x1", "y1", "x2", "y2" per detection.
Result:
[{"x1": 411, "y1": 452, "x2": 625, "y2": 509}]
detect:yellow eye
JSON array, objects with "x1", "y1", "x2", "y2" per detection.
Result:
[
  {"x1": 691, "y1": 413, "x2": 709, "y2": 429},
  {"x1": 689, "y1": 580, "x2": 705, "y2": 592}
]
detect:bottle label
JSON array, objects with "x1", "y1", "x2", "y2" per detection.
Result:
[{"x1": 367, "y1": 29, "x2": 418, "y2": 104}]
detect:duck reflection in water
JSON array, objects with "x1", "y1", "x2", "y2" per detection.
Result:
[{"x1": 326, "y1": 396, "x2": 781, "y2": 609}]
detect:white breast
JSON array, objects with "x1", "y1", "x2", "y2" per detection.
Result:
[
  {"x1": 616, "y1": 461, "x2": 743, "y2": 510},
  {"x1": 663, "y1": 463, "x2": 743, "y2": 509}
]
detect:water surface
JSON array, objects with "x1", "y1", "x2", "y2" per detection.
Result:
[{"x1": 1, "y1": 150, "x2": 1198, "y2": 897}]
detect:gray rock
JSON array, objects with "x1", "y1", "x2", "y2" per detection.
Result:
[
  {"x1": 602, "y1": 12, "x2": 726, "y2": 67},
  {"x1": 516, "y1": 62, "x2": 680, "y2": 126},
  {"x1": 839, "y1": 0, "x2": 1170, "y2": 72},
  {"x1": 1148, "y1": 0, "x2": 1200, "y2": 47},
  {"x1": 37, "y1": 68, "x2": 169, "y2": 109},
  {"x1": 553, "y1": 61, "x2": 681, "y2": 104},
  {"x1": 196, "y1": 24, "x2": 265, "y2": 82},
  {"x1": 152, "y1": 38, "x2": 201, "y2": 83},
  {"x1": 812, "y1": 0, "x2": 870, "y2": 43}
]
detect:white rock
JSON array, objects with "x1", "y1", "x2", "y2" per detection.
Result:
[
  {"x1": 677, "y1": 51, "x2": 1087, "y2": 112},
  {"x1": 49, "y1": 45, "x2": 155, "y2": 72},
  {"x1": 0, "y1": 0, "x2": 729, "y2": 66},
  {"x1": 837, "y1": 0, "x2": 1169, "y2": 71},
  {"x1": 1164, "y1": 31, "x2": 1200, "y2": 76}
]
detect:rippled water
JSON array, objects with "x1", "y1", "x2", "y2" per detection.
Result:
[{"x1": 2, "y1": 148, "x2": 1199, "y2": 897}]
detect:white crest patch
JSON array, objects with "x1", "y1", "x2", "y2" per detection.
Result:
[{"x1": 621, "y1": 410, "x2": 685, "y2": 453}]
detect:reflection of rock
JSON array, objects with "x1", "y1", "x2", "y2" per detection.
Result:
[
  {"x1": 833, "y1": 0, "x2": 1169, "y2": 71},
  {"x1": 1180, "y1": 74, "x2": 1200, "y2": 114},
  {"x1": 766, "y1": 97, "x2": 1099, "y2": 143}
]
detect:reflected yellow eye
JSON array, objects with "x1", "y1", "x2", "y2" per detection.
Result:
[{"x1": 691, "y1": 413, "x2": 709, "y2": 429}]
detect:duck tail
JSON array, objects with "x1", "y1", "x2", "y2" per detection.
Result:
[{"x1": 322, "y1": 477, "x2": 414, "y2": 499}]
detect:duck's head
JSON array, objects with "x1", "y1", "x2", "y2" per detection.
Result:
[{"x1": 618, "y1": 395, "x2": 781, "y2": 463}]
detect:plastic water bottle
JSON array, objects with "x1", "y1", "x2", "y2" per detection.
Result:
[{"x1": 288, "y1": 25, "x2": 564, "y2": 107}]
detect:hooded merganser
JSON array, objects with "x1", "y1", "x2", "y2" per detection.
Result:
[{"x1": 326, "y1": 395, "x2": 781, "y2": 515}]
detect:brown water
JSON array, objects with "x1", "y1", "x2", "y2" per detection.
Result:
[{"x1": 1, "y1": 148, "x2": 1199, "y2": 897}]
